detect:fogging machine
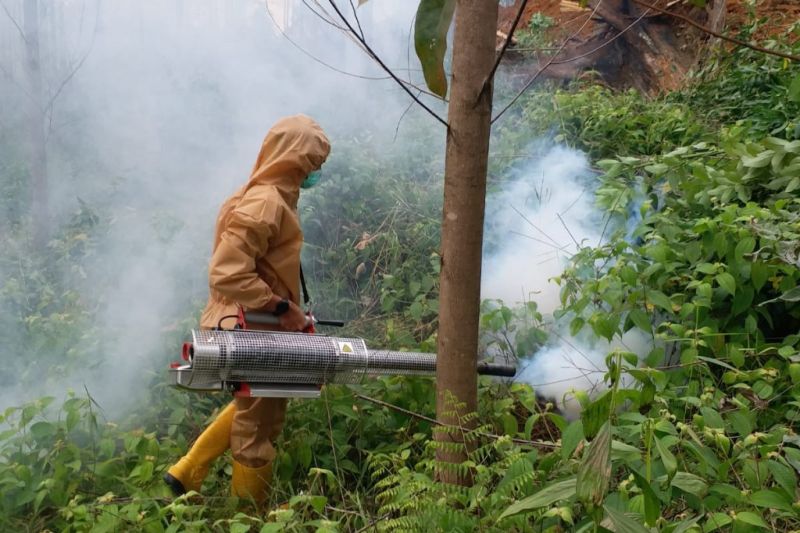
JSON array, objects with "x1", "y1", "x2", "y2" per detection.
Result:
[{"x1": 169, "y1": 312, "x2": 516, "y2": 398}]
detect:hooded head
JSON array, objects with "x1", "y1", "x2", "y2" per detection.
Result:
[{"x1": 247, "y1": 114, "x2": 331, "y2": 193}]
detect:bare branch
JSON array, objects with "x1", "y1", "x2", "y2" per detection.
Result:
[
  {"x1": 324, "y1": 0, "x2": 449, "y2": 128},
  {"x1": 45, "y1": 0, "x2": 102, "y2": 137},
  {"x1": 347, "y1": 0, "x2": 365, "y2": 41},
  {"x1": 267, "y1": 1, "x2": 388, "y2": 81},
  {"x1": 0, "y1": 0, "x2": 26, "y2": 43},
  {"x1": 630, "y1": 0, "x2": 800, "y2": 63},
  {"x1": 393, "y1": 90, "x2": 418, "y2": 142},
  {"x1": 301, "y1": 0, "x2": 351, "y2": 33},
  {"x1": 482, "y1": 0, "x2": 530, "y2": 95},
  {"x1": 354, "y1": 393, "x2": 558, "y2": 449}
]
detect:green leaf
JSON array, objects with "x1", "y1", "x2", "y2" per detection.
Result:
[
  {"x1": 561, "y1": 420, "x2": 584, "y2": 460},
  {"x1": 734, "y1": 511, "x2": 768, "y2": 528},
  {"x1": 414, "y1": 0, "x2": 456, "y2": 98},
  {"x1": 603, "y1": 505, "x2": 649, "y2": 533},
  {"x1": 696, "y1": 262, "x2": 718, "y2": 275},
  {"x1": 654, "y1": 437, "x2": 677, "y2": 477},
  {"x1": 734, "y1": 237, "x2": 755, "y2": 258},
  {"x1": 699, "y1": 407, "x2": 725, "y2": 429},
  {"x1": 670, "y1": 472, "x2": 708, "y2": 497},
  {"x1": 750, "y1": 488, "x2": 793, "y2": 512},
  {"x1": 789, "y1": 73, "x2": 800, "y2": 102},
  {"x1": 715, "y1": 272, "x2": 736, "y2": 296},
  {"x1": 703, "y1": 513, "x2": 732, "y2": 532},
  {"x1": 647, "y1": 290, "x2": 673, "y2": 312},
  {"x1": 29, "y1": 421, "x2": 56, "y2": 441},
  {"x1": 498, "y1": 477, "x2": 577, "y2": 519},
  {"x1": 741, "y1": 150, "x2": 774, "y2": 168},
  {"x1": 631, "y1": 471, "x2": 660, "y2": 526},
  {"x1": 577, "y1": 421, "x2": 612, "y2": 507},
  {"x1": 760, "y1": 285, "x2": 800, "y2": 306},
  {"x1": 628, "y1": 309, "x2": 652, "y2": 333},
  {"x1": 778, "y1": 286, "x2": 800, "y2": 302},
  {"x1": 581, "y1": 390, "x2": 612, "y2": 439},
  {"x1": 768, "y1": 460, "x2": 798, "y2": 498},
  {"x1": 750, "y1": 262, "x2": 768, "y2": 291},
  {"x1": 591, "y1": 311, "x2": 620, "y2": 341}
]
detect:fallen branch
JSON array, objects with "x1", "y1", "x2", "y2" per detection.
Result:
[{"x1": 354, "y1": 392, "x2": 558, "y2": 449}]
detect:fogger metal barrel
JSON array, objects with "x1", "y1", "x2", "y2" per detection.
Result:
[{"x1": 169, "y1": 329, "x2": 516, "y2": 398}]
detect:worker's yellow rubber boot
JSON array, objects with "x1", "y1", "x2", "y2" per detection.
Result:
[
  {"x1": 231, "y1": 461, "x2": 273, "y2": 507},
  {"x1": 163, "y1": 402, "x2": 236, "y2": 495}
]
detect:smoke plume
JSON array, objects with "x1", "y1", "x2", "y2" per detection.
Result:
[
  {"x1": 0, "y1": 0, "x2": 431, "y2": 414},
  {"x1": 482, "y1": 143, "x2": 651, "y2": 417}
]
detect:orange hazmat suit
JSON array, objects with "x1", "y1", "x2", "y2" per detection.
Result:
[{"x1": 165, "y1": 115, "x2": 330, "y2": 504}]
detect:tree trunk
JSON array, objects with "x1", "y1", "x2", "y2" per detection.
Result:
[
  {"x1": 435, "y1": 0, "x2": 498, "y2": 485},
  {"x1": 23, "y1": 0, "x2": 48, "y2": 246}
]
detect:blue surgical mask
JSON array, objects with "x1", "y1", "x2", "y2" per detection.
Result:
[{"x1": 301, "y1": 171, "x2": 321, "y2": 189}]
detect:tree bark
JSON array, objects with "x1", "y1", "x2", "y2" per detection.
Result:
[
  {"x1": 23, "y1": 0, "x2": 48, "y2": 246},
  {"x1": 435, "y1": 0, "x2": 498, "y2": 485}
]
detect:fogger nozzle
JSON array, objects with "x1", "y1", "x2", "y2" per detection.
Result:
[{"x1": 169, "y1": 329, "x2": 515, "y2": 398}]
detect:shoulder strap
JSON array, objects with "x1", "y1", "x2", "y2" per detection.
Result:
[{"x1": 300, "y1": 262, "x2": 311, "y2": 305}]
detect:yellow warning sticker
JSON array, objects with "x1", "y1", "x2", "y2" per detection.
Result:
[{"x1": 338, "y1": 342, "x2": 354, "y2": 354}]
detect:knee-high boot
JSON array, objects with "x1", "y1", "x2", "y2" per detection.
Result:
[
  {"x1": 164, "y1": 402, "x2": 235, "y2": 495},
  {"x1": 231, "y1": 460, "x2": 273, "y2": 507}
]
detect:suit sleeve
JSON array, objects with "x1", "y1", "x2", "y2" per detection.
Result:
[{"x1": 208, "y1": 196, "x2": 282, "y2": 309}]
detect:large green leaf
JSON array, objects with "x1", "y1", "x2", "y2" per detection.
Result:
[
  {"x1": 734, "y1": 512, "x2": 769, "y2": 529},
  {"x1": 603, "y1": 505, "x2": 649, "y2": 533},
  {"x1": 561, "y1": 420, "x2": 584, "y2": 460},
  {"x1": 670, "y1": 472, "x2": 708, "y2": 498},
  {"x1": 654, "y1": 437, "x2": 677, "y2": 477},
  {"x1": 789, "y1": 73, "x2": 800, "y2": 102},
  {"x1": 498, "y1": 477, "x2": 577, "y2": 519},
  {"x1": 631, "y1": 471, "x2": 661, "y2": 526},
  {"x1": 581, "y1": 390, "x2": 612, "y2": 439},
  {"x1": 750, "y1": 488, "x2": 793, "y2": 512},
  {"x1": 577, "y1": 421, "x2": 612, "y2": 507},
  {"x1": 414, "y1": 0, "x2": 455, "y2": 98}
]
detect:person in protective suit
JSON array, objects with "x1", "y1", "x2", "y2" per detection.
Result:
[{"x1": 163, "y1": 114, "x2": 330, "y2": 505}]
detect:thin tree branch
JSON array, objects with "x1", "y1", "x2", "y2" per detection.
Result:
[
  {"x1": 324, "y1": 0, "x2": 449, "y2": 128},
  {"x1": 45, "y1": 0, "x2": 102, "y2": 141},
  {"x1": 354, "y1": 392, "x2": 558, "y2": 449},
  {"x1": 0, "y1": 0, "x2": 26, "y2": 43},
  {"x1": 630, "y1": 0, "x2": 800, "y2": 62},
  {"x1": 267, "y1": 1, "x2": 389, "y2": 81},
  {"x1": 348, "y1": 0, "x2": 365, "y2": 41},
  {"x1": 302, "y1": 0, "x2": 350, "y2": 32},
  {"x1": 482, "y1": 0, "x2": 530, "y2": 96},
  {"x1": 393, "y1": 90, "x2": 419, "y2": 142}
]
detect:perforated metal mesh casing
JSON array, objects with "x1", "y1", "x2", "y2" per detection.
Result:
[{"x1": 188, "y1": 330, "x2": 437, "y2": 386}]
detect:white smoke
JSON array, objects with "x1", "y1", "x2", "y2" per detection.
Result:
[
  {"x1": 482, "y1": 143, "x2": 652, "y2": 417},
  {"x1": 0, "y1": 0, "x2": 439, "y2": 414},
  {"x1": 483, "y1": 144, "x2": 598, "y2": 315}
]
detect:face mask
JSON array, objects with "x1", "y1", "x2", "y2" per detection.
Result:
[{"x1": 301, "y1": 171, "x2": 321, "y2": 189}]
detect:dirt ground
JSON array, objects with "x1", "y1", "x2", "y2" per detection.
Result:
[
  {"x1": 726, "y1": 0, "x2": 800, "y2": 43},
  {"x1": 496, "y1": 0, "x2": 798, "y2": 92},
  {"x1": 498, "y1": 0, "x2": 799, "y2": 42}
]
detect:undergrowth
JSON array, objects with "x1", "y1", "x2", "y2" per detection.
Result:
[{"x1": 1, "y1": 17, "x2": 800, "y2": 533}]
